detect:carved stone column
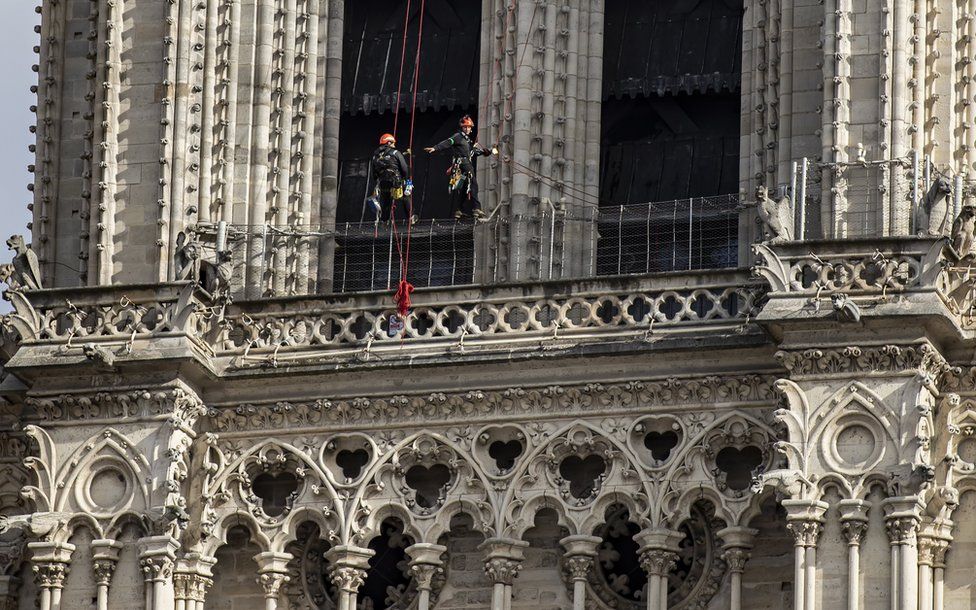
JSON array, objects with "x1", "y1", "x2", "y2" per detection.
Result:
[
  {"x1": 931, "y1": 537, "x2": 949, "y2": 610},
  {"x1": 138, "y1": 536, "x2": 180, "y2": 610},
  {"x1": 838, "y1": 499, "x2": 870, "y2": 610},
  {"x1": 635, "y1": 529, "x2": 684, "y2": 610},
  {"x1": 783, "y1": 500, "x2": 828, "y2": 610},
  {"x1": 480, "y1": 537, "x2": 529, "y2": 610},
  {"x1": 917, "y1": 523, "x2": 951, "y2": 610},
  {"x1": 324, "y1": 545, "x2": 374, "y2": 610},
  {"x1": 560, "y1": 535, "x2": 601, "y2": 610},
  {"x1": 883, "y1": 497, "x2": 922, "y2": 610},
  {"x1": 175, "y1": 553, "x2": 217, "y2": 610},
  {"x1": 254, "y1": 552, "x2": 293, "y2": 610},
  {"x1": 28, "y1": 541, "x2": 74, "y2": 610},
  {"x1": 717, "y1": 526, "x2": 758, "y2": 610},
  {"x1": 91, "y1": 539, "x2": 123, "y2": 610},
  {"x1": 406, "y1": 543, "x2": 446, "y2": 610}
]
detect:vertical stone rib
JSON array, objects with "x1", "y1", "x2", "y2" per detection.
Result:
[
  {"x1": 582, "y1": 0, "x2": 602, "y2": 276},
  {"x1": 221, "y1": 0, "x2": 242, "y2": 224},
  {"x1": 167, "y1": 0, "x2": 195, "y2": 280},
  {"x1": 246, "y1": 0, "x2": 276, "y2": 298},
  {"x1": 315, "y1": 0, "x2": 343, "y2": 292},
  {"x1": 880, "y1": 0, "x2": 893, "y2": 231},
  {"x1": 92, "y1": 0, "x2": 122, "y2": 283},
  {"x1": 766, "y1": 0, "x2": 780, "y2": 188},
  {"x1": 834, "y1": 0, "x2": 851, "y2": 235},
  {"x1": 964, "y1": 1, "x2": 976, "y2": 176},
  {"x1": 198, "y1": 0, "x2": 220, "y2": 223},
  {"x1": 777, "y1": 0, "x2": 794, "y2": 186},
  {"x1": 297, "y1": 0, "x2": 321, "y2": 293},
  {"x1": 35, "y1": 0, "x2": 67, "y2": 281},
  {"x1": 79, "y1": 0, "x2": 100, "y2": 284},
  {"x1": 270, "y1": 0, "x2": 298, "y2": 295},
  {"x1": 156, "y1": 0, "x2": 179, "y2": 280},
  {"x1": 890, "y1": 0, "x2": 911, "y2": 233}
]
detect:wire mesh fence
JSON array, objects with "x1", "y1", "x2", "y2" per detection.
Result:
[
  {"x1": 333, "y1": 219, "x2": 475, "y2": 292},
  {"x1": 594, "y1": 194, "x2": 739, "y2": 275},
  {"x1": 202, "y1": 193, "x2": 741, "y2": 297}
]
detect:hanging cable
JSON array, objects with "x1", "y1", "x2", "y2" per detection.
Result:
[{"x1": 391, "y1": 0, "x2": 413, "y2": 141}]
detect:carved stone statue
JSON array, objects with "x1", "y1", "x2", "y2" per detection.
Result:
[
  {"x1": 950, "y1": 204, "x2": 976, "y2": 259},
  {"x1": 176, "y1": 231, "x2": 232, "y2": 296},
  {"x1": 175, "y1": 231, "x2": 202, "y2": 282},
  {"x1": 755, "y1": 185, "x2": 794, "y2": 244},
  {"x1": 200, "y1": 250, "x2": 233, "y2": 297},
  {"x1": 831, "y1": 293, "x2": 861, "y2": 323},
  {"x1": 5, "y1": 235, "x2": 41, "y2": 290},
  {"x1": 916, "y1": 176, "x2": 953, "y2": 236}
]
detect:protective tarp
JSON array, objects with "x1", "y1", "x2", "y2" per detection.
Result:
[
  {"x1": 342, "y1": 0, "x2": 481, "y2": 115},
  {"x1": 603, "y1": 0, "x2": 744, "y2": 99}
]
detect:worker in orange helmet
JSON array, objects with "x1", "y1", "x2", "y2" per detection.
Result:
[
  {"x1": 368, "y1": 133, "x2": 414, "y2": 223},
  {"x1": 425, "y1": 115, "x2": 497, "y2": 221}
]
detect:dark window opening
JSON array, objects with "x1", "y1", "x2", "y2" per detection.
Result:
[
  {"x1": 598, "y1": 0, "x2": 743, "y2": 275},
  {"x1": 362, "y1": 518, "x2": 416, "y2": 608},
  {"x1": 251, "y1": 472, "x2": 300, "y2": 517},
  {"x1": 338, "y1": 0, "x2": 482, "y2": 224}
]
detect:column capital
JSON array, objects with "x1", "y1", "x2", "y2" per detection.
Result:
[
  {"x1": 560, "y1": 535, "x2": 601, "y2": 583},
  {"x1": 479, "y1": 537, "x2": 528, "y2": 587},
  {"x1": 882, "y1": 497, "x2": 922, "y2": 545},
  {"x1": 783, "y1": 499, "x2": 828, "y2": 548},
  {"x1": 634, "y1": 528, "x2": 683, "y2": 577},
  {"x1": 717, "y1": 526, "x2": 758, "y2": 574},
  {"x1": 836, "y1": 498, "x2": 871, "y2": 547},
  {"x1": 639, "y1": 548, "x2": 679, "y2": 578},
  {"x1": 406, "y1": 543, "x2": 446, "y2": 591},
  {"x1": 91, "y1": 539, "x2": 124, "y2": 586},
  {"x1": 254, "y1": 551, "x2": 293, "y2": 599},
  {"x1": 27, "y1": 541, "x2": 75, "y2": 590},
  {"x1": 174, "y1": 553, "x2": 217, "y2": 602},
  {"x1": 138, "y1": 536, "x2": 180, "y2": 585},
  {"x1": 324, "y1": 545, "x2": 374, "y2": 595}
]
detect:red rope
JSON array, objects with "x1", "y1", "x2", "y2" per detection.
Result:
[
  {"x1": 392, "y1": 0, "x2": 426, "y2": 320},
  {"x1": 391, "y1": 0, "x2": 412, "y2": 141}
]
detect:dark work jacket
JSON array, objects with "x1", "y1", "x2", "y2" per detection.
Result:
[
  {"x1": 431, "y1": 132, "x2": 491, "y2": 174},
  {"x1": 371, "y1": 145, "x2": 409, "y2": 186}
]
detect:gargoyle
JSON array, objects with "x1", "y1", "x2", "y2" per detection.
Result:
[
  {"x1": 5, "y1": 235, "x2": 41, "y2": 290},
  {"x1": 916, "y1": 176, "x2": 953, "y2": 236}
]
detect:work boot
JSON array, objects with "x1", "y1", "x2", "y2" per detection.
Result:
[
  {"x1": 454, "y1": 210, "x2": 463, "y2": 220},
  {"x1": 473, "y1": 209, "x2": 486, "y2": 221}
]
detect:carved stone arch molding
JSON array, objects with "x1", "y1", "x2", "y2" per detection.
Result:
[
  {"x1": 203, "y1": 439, "x2": 342, "y2": 551},
  {"x1": 50, "y1": 428, "x2": 152, "y2": 519},
  {"x1": 0, "y1": 431, "x2": 33, "y2": 517},
  {"x1": 656, "y1": 410, "x2": 779, "y2": 528},
  {"x1": 350, "y1": 432, "x2": 496, "y2": 547},
  {"x1": 501, "y1": 421, "x2": 650, "y2": 539},
  {"x1": 809, "y1": 382, "x2": 902, "y2": 474}
]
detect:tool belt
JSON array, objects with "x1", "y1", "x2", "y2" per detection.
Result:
[{"x1": 448, "y1": 161, "x2": 472, "y2": 194}]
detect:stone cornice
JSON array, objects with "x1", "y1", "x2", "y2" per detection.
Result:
[
  {"x1": 773, "y1": 343, "x2": 953, "y2": 379},
  {"x1": 207, "y1": 374, "x2": 778, "y2": 432},
  {"x1": 23, "y1": 385, "x2": 205, "y2": 428}
]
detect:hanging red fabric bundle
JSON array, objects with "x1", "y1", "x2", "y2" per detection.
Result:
[{"x1": 394, "y1": 278, "x2": 415, "y2": 318}]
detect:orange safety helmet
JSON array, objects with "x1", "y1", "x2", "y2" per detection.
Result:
[
  {"x1": 379, "y1": 133, "x2": 396, "y2": 145},
  {"x1": 459, "y1": 115, "x2": 475, "y2": 128}
]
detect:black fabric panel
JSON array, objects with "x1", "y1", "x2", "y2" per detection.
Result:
[
  {"x1": 603, "y1": 0, "x2": 743, "y2": 99},
  {"x1": 342, "y1": 0, "x2": 481, "y2": 115},
  {"x1": 599, "y1": 94, "x2": 739, "y2": 205}
]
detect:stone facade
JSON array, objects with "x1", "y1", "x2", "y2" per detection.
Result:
[{"x1": 5, "y1": 1, "x2": 976, "y2": 610}]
